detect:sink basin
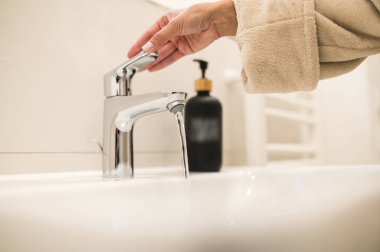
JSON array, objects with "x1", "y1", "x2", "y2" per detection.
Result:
[{"x1": 1, "y1": 166, "x2": 380, "y2": 252}]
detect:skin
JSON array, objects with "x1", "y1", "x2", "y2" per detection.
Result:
[{"x1": 127, "y1": 0, "x2": 238, "y2": 71}]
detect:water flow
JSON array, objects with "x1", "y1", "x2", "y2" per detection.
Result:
[
  {"x1": 174, "y1": 110, "x2": 192, "y2": 247},
  {"x1": 175, "y1": 111, "x2": 189, "y2": 178}
]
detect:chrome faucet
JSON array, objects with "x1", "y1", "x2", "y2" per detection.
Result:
[{"x1": 102, "y1": 52, "x2": 187, "y2": 178}]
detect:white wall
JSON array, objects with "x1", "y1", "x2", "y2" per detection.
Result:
[
  {"x1": 315, "y1": 55, "x2": 380, "y2": 165},
  {"x1": 0, "y1": 0, "x2": 246, "y2": 174},
  {"x1": 368, "y1": 56, "x2": 380, "y2": 164},
  {"x1": 149, "y1": 0, "x2": 218, "y2": 9}
]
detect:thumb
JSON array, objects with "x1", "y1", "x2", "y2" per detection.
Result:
[{"x1": 142, "y1": 22, "x2": 180, "y2": 53}]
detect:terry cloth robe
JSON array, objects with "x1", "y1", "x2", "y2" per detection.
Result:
[{"x1": 233, "y1": 0, "x2": 380, "y2": 93}]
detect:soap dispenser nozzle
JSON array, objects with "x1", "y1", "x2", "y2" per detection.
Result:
[{"x1": 193, "y1": 59, "x2": 208, "y2": 79}]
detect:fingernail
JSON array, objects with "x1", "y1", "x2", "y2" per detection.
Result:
[{"x1": 142, "y1": 41, "x2": 153, "y2": 52}]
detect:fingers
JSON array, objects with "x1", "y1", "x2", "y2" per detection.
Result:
[
  {"x1": 127, "y1": 21, "x2": 163, "y2": 58},
  {"x1": 143, "y1": 21, "x2": 180, "y2": 54},
  {"x1": 148, "y1": 50, "x2": 184, "y2": 72},
  {"x1": 128, "y1": 14, "x2": 180, "y2": 58},
  {"x1": 149, "y1": 42, "x2": 177, "y2": 68}
]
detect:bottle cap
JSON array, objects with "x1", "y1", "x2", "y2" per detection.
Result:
[{"x1": 195, "y1": 79, "x2": 212, "y2": 91}]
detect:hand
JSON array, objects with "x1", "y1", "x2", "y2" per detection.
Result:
[{"x1": 127, "y1": 0, "x2": 237, "y2": 71}]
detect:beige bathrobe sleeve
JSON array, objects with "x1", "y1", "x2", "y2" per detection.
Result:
[{"x1": 233, "y1": 0, "x2": 380, "y2": 93}]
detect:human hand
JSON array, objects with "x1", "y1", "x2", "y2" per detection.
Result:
[{"x1": 127, "y1": 0, "x2": 237, "y2": 71}]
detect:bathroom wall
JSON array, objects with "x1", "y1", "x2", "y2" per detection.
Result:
[
  {"x1": 315, "y1": 56, "x2": 380, "y2": 165},
  {"x1": 0, "y1": 0, "x2": 378, "y2": 174},
  {"x1": 0, "y1": 0, "x2": 246, "y2": 173},
  {"x1": 149, "y1": 0, "x2": 217, "y2": 9}
]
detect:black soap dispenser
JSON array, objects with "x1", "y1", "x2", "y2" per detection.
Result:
[{"x1": 185, "y1": 59, "x2": 222, "y2": 172}]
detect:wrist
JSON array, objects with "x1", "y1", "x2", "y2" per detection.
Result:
[{"x1": 211, "y1": 0, "x2": 238, "y2": 37}]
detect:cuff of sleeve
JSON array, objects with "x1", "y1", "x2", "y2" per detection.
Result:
[{"x1": 234, "y1": 0, "x2": 320, "y2": 93}]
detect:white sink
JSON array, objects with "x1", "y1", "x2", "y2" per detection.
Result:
[{"x1": 1, "y1": 166, "x2": 380, "y2": 252}]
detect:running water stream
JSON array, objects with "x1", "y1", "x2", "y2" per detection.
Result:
[{"x1": 174, "y1": 111, "x2": 189, "y2": 178}]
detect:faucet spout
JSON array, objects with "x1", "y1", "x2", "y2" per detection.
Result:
[
  {"x1": 102, "y1": 92, "x2": 187, "y2": 178},
  {"x1": 115, "y1": 92, "x2": 187, "y2": 132}
]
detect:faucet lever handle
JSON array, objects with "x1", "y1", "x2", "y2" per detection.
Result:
[
  {"x1": 104, "y1": 52, "x2": 159, "y2": 97},
  {"x1": 117, "y1": 52, "x2": 158, "y2": 76}
]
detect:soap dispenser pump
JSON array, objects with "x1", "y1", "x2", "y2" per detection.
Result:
[{"x1": 185, "y1": 59, "x2": 222, "y2": 172}]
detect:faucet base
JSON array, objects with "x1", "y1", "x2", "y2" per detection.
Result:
[{"x1": 102, "y1": 127, "x2": 134, "y2": 179}]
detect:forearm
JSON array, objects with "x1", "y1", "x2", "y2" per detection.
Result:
[{"x1": 210, "y1": 0, "x2": 238, "y2": 37}]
